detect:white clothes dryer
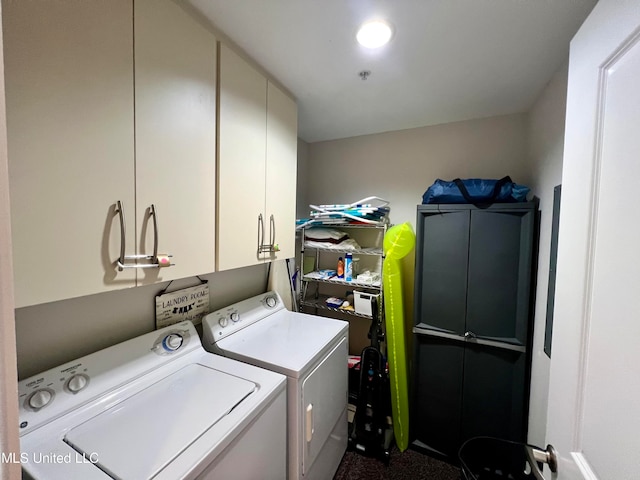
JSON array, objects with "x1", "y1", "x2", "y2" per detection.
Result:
[
  {"x1": 17, "y1": 321, "x2": 287, "y2": 480},
  {"x1": 202, "y1": 291, "x2": 349, "y2": 480}
]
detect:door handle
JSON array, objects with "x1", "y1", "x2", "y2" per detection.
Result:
[{"x1": 525, "y1": 444, "x2": 558, "y2": 479}]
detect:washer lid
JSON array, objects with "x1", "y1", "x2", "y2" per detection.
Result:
[
  {"x1": 218, "y1": 310, "x2": 348, "y2": 378},
  {"x1": 64, "y1": 363, "x2": 255, "y2": 480}
]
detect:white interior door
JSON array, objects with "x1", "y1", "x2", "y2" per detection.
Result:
[{"x1": 546, "y1": 1, "x2": 640, "y2": 479}]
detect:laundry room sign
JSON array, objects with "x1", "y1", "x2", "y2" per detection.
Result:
[{"x1": 155, "y1": 283, "x2": 210, "y2": 329}]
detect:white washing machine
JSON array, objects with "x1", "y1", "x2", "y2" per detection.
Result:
[
  {"x1": 17, "y1": 321, "x2": 287, "y2": 480},
  {"x1": 202, "y1": 291, "x2": 349, "y2": 480}
]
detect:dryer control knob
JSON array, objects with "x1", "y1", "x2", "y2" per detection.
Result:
[
  {"x1": 28, "y1": 389, "x2": 53, "y2": 410},
  {"x1": 162, "y1": 334, "x2": 183, "y2": 352},
  {"x1": 219, "y1": 316, "x2": 229, "y2": 328},
  {"x1": 230, "y1": 312, "x2": 240, "y2": 323},
  {"x1": 265, "y1": 296, "x2": 277, "y2": 308},
  {"x1": 67, "y1": 374, "x2": 89, "y2": 393}
]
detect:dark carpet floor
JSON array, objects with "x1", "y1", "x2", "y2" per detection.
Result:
[{"x1": 334, "y1": 446, "x2": 462, "y2": 480}]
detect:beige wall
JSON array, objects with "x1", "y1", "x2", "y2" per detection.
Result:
[
  {"x1": 296, "y1": 138, "x2": 310, "y2": 219},
  {"x1": 526, "y1": 62, "x2": 568, "y2": 446},
  {"x1": 307, "y1": 113, "x2": 530, "y2": 229},
  {"x1": 306, "y1": 113, "x2": 530, "y2": 340},
  {"x1": 15, "y1": 265, "x2": 268, "y2": 379}
]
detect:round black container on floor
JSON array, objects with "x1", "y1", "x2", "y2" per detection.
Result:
[{"x1": 458, "y1": 437, "x2": 544, "y2": 480}]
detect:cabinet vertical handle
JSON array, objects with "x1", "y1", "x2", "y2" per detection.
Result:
[
  {"x1": 116, "y1": 200, "x2": 127, "y2": 271},
  {"x1": 115, "y1": 201, "x2": 173, "y2": 270},
  {"x1": 257, "y1": 214, "x2": 264, "y2": 256},
  {"x1": 269, "y1": 214, "x2": 279, "y2": 252},
  {"x1": 150, "y1": 204, "x2": 159, "y2": 262},
  {"x1": 257, "y1": 213, "x2": 279, "y2": 254},
  {"x1": 269, "y1": 214, "x2": 275, "y2": 247}
]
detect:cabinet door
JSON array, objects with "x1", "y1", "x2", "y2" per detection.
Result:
[
  {"x1": 134, "y1": 0, "x2": 217, "y2": 284},
  {"x1": 217, "y1": 44, "x2": 267, "y2": 271},
  {"x1": 459, "y1": 344, "x2": 527, "y2": 445},
  {"x1": 466, "y1": 210, "x2": 535, "y2": 344},
  {"x1": 413, "y1": 334, "x2": 464, "y2": 458},
  {"x1": 5, "y1": 0, "x2": 136, "y2": 307},
  {"x1": 414, "y1": 210, "x2": 469, "y2": 335},
  {"x1": 265, "y1": 82, "x2": 297, "y2": 261}
]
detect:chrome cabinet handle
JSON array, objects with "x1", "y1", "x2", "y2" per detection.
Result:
[
  {"x1": 115, "y1": 201, "x2": 173, "y2": 270},
  {"x1": 116, "y1": 200, "x2": 127, "y2": 270},
  {"x1": 257, "y1": 214, "x2": 280, "y2": 254},
  {"x1": 269, "y1": 214, "x2": 280, "y2": 252},
  {"x1": 270, "y1": 214, "x2": 275, "y2": 247},
  {"x1": 257, "y1": 214, "x2": 264, "y2": 256},
  {"x1": 150, "y1": 204, "x2": 159, "y2": 262},
  {"x1": 257, "y1": 213, "x2": 279, "y2": 254}
]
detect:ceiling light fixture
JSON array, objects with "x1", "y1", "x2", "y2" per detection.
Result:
[{"x1": 356, "y1": 20, "x2": 393, "y2": 49}]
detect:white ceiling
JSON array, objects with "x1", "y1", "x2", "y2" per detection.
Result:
[{"x1": 184, "y1": 0, "x2": 597, "y2": 143}]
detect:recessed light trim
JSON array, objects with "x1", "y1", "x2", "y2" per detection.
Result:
[{"x1": 356, "y1": 20, "x2": 393, "y2": 49}]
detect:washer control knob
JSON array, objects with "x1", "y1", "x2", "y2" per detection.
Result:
[
  {"x1": 28, "y1": 389, "x2": 53, "y2": 410},
  {"x1": 67, "y1": 374, "x2": 89, "y2": 393},
  {"x1": 162, "y1": 334, "x2": 183, "y2": 352},
  {"x1": 219, "y1": 316, "x2": 229, "y2": 328},
  {"x1": 230, "y1": 312, "x2": 240, "y2": 323},
  {"x1": 265, "y1": 296, "x2": 277, "y2": 308}
]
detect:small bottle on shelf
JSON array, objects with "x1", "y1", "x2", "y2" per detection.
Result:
[
  {"x1": 345, "y1": 253, "x2": 353, "y2": 281},
  {"x1": 337, "y1": 257, "x2": 344, "y2": 278}
]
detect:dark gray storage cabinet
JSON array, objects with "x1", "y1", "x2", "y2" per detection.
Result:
[{"x1": 412, "y1": 202, "x2": 537, "y2": 460}]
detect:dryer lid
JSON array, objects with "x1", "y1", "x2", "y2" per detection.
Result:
[
  {"x1": 64, "y1": 363, "x2": 255, "y2": 480},
  {"x1": 217, "y1": 310, "x2": 348, "y2": 378}
]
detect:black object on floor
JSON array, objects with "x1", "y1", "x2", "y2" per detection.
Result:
[
  {"x1": 458, "y1": 436, "x2": 556, "y2": 480},
  {"x1": 334, "y1": 445, "x2": 461, "y2": 480},
  {"x1": 348, "y1": 297, "x2": 394, "y2": 463}
]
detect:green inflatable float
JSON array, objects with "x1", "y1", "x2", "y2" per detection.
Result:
[{"x1": 383, "y1": 222, "x2": 415, "y2": 452}]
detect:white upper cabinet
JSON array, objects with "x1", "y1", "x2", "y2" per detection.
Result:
[
  {"x1": 4, "y1": 0, "x2": 136, "y2": 307},
  {"x1": 134, "y1": 0, "x2": 217, "y2": 285},
  {"x1": 5, "y1": 0, "x2": 217, "y2": 307},
  {"x1": 217, "y1": 44, "x2": 298, "y2": 271},
  {"x1": 217, "y1": 44, "x2": 267, "y2": 271},
  {"x1": 265, "y1": 82, "x2": 298, "y2": 262}
]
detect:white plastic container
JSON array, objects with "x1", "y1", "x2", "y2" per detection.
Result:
[{"x1": 353, "y1": 290, "x2": 380, "y2": 316}]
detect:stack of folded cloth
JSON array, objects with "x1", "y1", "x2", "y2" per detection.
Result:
[{"x1": 303, "y1": 228, "x2": 361, "y2": 250}]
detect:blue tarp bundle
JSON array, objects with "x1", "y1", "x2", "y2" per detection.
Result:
[{"x1": 422, "y1": 176, "x2": 529, "y2": 205}]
